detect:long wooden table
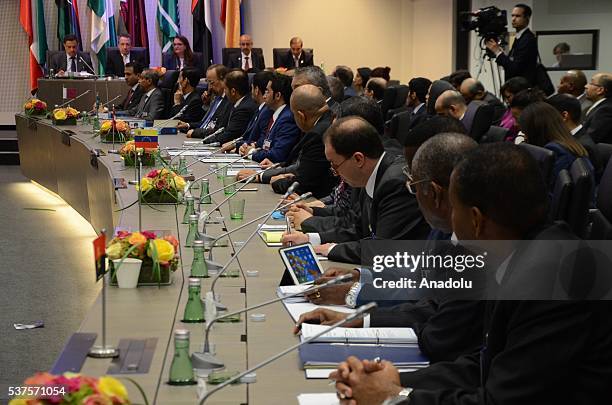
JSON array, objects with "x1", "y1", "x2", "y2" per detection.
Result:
[{"x1": 15, "y1": 114, "x2": 347, "y2": 404}]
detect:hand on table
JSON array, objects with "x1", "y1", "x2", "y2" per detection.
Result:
[
  {"x1": 321, "y1": 267, "x2": 360, "y2": 282},
  {"x1": 281, "y1": 231, "x2": 309, "y2": 246},
  {"x1": 314, "y1": 243, "x2": 334, "y2": 257},
  {"x1": 286, "y1": 206, "x2": 313, "y2": 230},
  {"x1": 304, "y1": 278, "x2": 353, "y2": 305},
  {"x1": 186, "y1": 129, "x2": 194, "y2": 138},
  {"x1": 236, "y1": 169, "x2": 257, "y2": 182},
  {"x1": 177, "y1": 121, "x2": 190, "y2": 130},
  {"x1": 293, "y1": 308, "x2": 360, "y2": 335},
  {"x1": 259, "y1": 158, "x2": 275, "y2": 169}
]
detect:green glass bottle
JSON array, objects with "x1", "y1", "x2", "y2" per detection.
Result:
[
  {"x1": 185, "y1": 214, "x2": 200, "y2": 248},
  {"x1": 190, "y1": 240, "x2": 209, "y2": 278},
  {"x1": 168, "y1": 329, "x2": 196, "y2": 385},
  {"x1": 92, "y1": 114, "x2": 100, "y2": 133},
  {"x1": 199, "y1": 179, "x2": 212, "y2": 205},
  {"x1": 182, "y1": 278, "x2": 205, "y2": 323},
  {"x1": 182, "y1": 196, "x2": 195, "y2": 224},
  {"x1": 178, "y1": 156, "x2": 188, "y2": 175}
]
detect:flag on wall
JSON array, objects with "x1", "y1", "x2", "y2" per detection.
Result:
[
  {"x1": 220, "y1": 0, "x2": 242, "y2": 48},
  {"x1": 56, "y1": 0, "x2": 83, "y2": 50},
  {"x1": 118, "y1": 0, "x2": 148, "y2": 49},
  {"x1": 89, "y1": 0, "x2": 117, "y2": 75},
  {"x1": 157, "y1": 0, "x2": 180, "y2": 53},
  {"x1": 192, "y1": 0, "x2": 213, "y2": 67},
  {"x1": 20, "y1": 0, "x2": 48, "y2": 93}
]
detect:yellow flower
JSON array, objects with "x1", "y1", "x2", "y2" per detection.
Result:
[
  {"x1": 24, "y1": 102, "x2": 33, "y2": 110},
  {"x1": 148, "y1": 238, "x2": 174, "y2": 262},
  {"x1": 105, "y1": 243, "x2": 123, "y2": 260},
  {"x1": 128, "y1": 232, "x2": 147, "y2": 246},
  {"x1": 53, "y1": 109, "x2": 67, "y2": 120},
  {"x1": 8, "y1": 400, "x2": 29, "y2": 405},
  {"x1": 66, "y1": 107, "x2": 79, "y2": 117},
  {"x1": 159, "y1": 168, "x2": 171, "y2": 176},
  {"x1": 140, "y1": 177, "x2": 152, "y2": 192},
  {"x1": 97, "y1": 376, "x2": 129, "y2": 401},
  {"x1": 173, "y1": 175, "x2": 186, "y2": 191},
  {"x1": 100, "y1": 121, "x2": 112, "y2": 132}
]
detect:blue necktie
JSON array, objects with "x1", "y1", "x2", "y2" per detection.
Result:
[{"x1": 200, "y1": 97, "x2": 222, "y2": 129}]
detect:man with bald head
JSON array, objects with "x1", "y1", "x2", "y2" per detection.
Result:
[
  {"x1": 557, "y1": 70, "x2": 592, "y2": 122},
  {"x1": 364, "y1": 78, "x2": 387, "y2": 104},
  {"x1": 459, "y1": 78, "x2": 505, "y2": 123},
  {"x1": 280, "y1": 36, "x2": 314, "y2": 69},
  {"x1": 228, "y1": 34, "x2": 265, "y2": 72},
  {"x1": 582, "y1": 72, "x2": 612, "y2": 143},
  {"x1": 436, "y1": 89, "x2": 493, "y2": 141},
  {"x1": 262, "y1": 84, "x2": 337, "y2": 196}
]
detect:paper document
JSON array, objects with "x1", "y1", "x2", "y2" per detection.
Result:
[
  {"x1": 278, "y1": 285, "x2": 312, "y2": 295},
  {"x1": 297, "y1": 393, "x2": 339, "y2": 405},
  {"x1": 260, "y1": 231, "x2": 284, "y2": 243},
  {"x1": 305, "y1": 368, "x2": 420, "y2": 379},
  {"x1": 284, "y1": 302, "x2": 355, "y2": 322},
  {"x1": 154, "y1": 119, "x2": 179, "y2": 127},
  {"x1": 300, "y1": 324, "x2": 417, "y2": 344}
]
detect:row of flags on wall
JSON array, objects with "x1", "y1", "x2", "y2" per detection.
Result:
[{"x1": 19, "y1": 0, "x2": 244, "y2": 93}]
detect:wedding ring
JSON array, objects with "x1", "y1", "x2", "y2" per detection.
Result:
[{"x1": 314, "y1": 290, "x2": 321, "y2": 299}]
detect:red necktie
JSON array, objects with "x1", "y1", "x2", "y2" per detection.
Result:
[
  {"x1": 244, "y1": 56, "x2": 250, "y2": 71},
  {"x1": 124, "y1": 89, "x2": 134, "y2": 109}
]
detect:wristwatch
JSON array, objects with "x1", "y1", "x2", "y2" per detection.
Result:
[
  {"x1": 382, "y1": 388, "x2": 413, "y2": 405},
  {"x1": 344, "y1": 282, "x2": 361, "y2": 308}
]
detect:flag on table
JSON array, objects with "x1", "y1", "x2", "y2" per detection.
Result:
[
  {"x1": 20, "y1": 0, "x2": 48, "y2": 93},
  {"x1": 157, "y1": 0, "x2": 180, "y2": 53},
  {"x1": 134, "y1": 129, "x2": 159, "y2": 149},
  {"x1": 220, "y1": 0, "x2": 242, "y2": 48},
  {"x1": 55, "y1": 0, "x2": 83, "y2": 50},
  {"x1": 89, "y1": 0, "x2": 117, "y2": 75},
  {"x1": 192, "y1": 0, "x2": 213, "y2": 67},
  {"x1": 118, "y1": 0, "x2": 148, "y2": 48},
  {"x1": 93, "y1": 232, "x2": 106, "y2": 281}
]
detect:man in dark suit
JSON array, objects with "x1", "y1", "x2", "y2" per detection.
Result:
[
  {"x1": 169, "y1": 67, "x2": 204, "y2": 123},
  {"x1": 262, "y1": 84, "x2": 336, "y2": 197},
  {"x1": 364, "y1": 78, "x2": 387, "y2": 104},
  {"x1": 116, "y1": 62, "x2": 144, "y2": 115},
  {"x1": 133, "y1": 69, "x2": 165, "y2": 120},
  {"x1": 331, "y1": 143, "x2": 612, "y2": 405},
  {"x1": 582, "y1": 72, "x2": 612, "y2": 143},
  {"x1": 106, "y1": 34, "x2": 147, "y2": 77},
  {"x1": 236, "y1": 73, "x2": 300, "y2": 164},
  {"x1": 280, "y1": 37, "x2": 314, "y2": 69},
  {"x1": 202, "y1": 69, "x2": 258, "y2": 144},
  {"x1": 227, "y1": 34, "x2": 265, "y2": 72},
  {"x1": 557, "y1": 70, "x2": 592, "y2": 122},
  {"x1": 486, "y1": 4, "x2": 538, "y2": 85},
  {"x1": 460, "y1": 78, "x2": 505, "y2": 124},
  {"x1": 49, "y1": 34, "x2": 94, "y2": 76},
  {"x1": 292, "y1": 66, "x2": 340, "y2": 116},
  {"x1": 435, "y1": 89, "x2": 493, "y2": 142},
  {"x1": 281, "y1": 116, "x2": 430, "y2": 264},
  {"x1": 333, "y1": 66, "x2": 357, "y2": 99},
  {"x1": 179, "y1": 64, "x2": 231, "y2": 139}
]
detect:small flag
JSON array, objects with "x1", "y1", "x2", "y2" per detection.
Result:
[
  {"x1": 93, "y1": 232, "x2": 107, "y2": 281},
  {"x1": 134, "y1": 129, "x2": 159, "y2": 148}
]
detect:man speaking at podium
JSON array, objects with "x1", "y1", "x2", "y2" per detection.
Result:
[{"x1": 48, "y1": 34, "x2": 94, "y2": 76}]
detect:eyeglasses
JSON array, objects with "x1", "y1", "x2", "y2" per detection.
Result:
[
  {"x1": 587, "y1": 82, "x2": 603, "y2": 87},
  {"x1": 330, "y1": 156, "x2": 350, "y2": 176},
  {"x1": 402, "y1": 165, "x2": 430, "y2": 195}
]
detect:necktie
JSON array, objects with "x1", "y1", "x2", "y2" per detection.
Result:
[
  {"x1": 70, "y1": 57, "x2": 77, "y2": 73},
  {"x1": 265, "y1": 116, "x2": 274, "y2": 134},
  {"x1": 137, "y1": 95, "x2": 149, "y2": 117},
  {"x1": 200, "y1": 97, "x2": 222, "y2": 128},
  {"x1": 294, "y1": 57, "x2": 299, "y2": 68},
  {"x1": 124, "y1": 88, "x2": 134, "y2": 109},
  {"x1": 244, "y1": 56, "x2": 250, "y2": 71}
]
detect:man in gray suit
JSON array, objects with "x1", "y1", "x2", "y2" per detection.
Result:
[
  {"x1": 48, "y1": 34, "x2": 94, "y2": 76},
  {"x1": 134, "y1": 69, "x2": 165, "y2": 120}
]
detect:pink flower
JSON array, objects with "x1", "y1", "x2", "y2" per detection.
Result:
[
  {"x1": 24, "y1": 372, "x2": 55, "y2": 386},
  {"x1": 147, "y1": 169, "x2": 160, "y2": 178},
  {"x1": 82, "y1": 394, "x2": 112, "y2": 405},
  {"x1": 54, "y1": 375, "x2": 81, "y2": 393},
  {"x1": 141, "y1": 231, "x2": 157, "y2": 240},
  {"x1": 116, "y1": 231, "x2": 130, "y2": 239}
]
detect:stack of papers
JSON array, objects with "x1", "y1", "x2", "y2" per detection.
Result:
[
  {"x1": 257, "y1": 224, "x2": 287, "y2": 246},
  {"x1": 297, "y1": 393, "x2": 339, "y2": 405},
  {"x1": 284, "y1": 302, "x2": 356, "y2": 323},
  {"x1": 299, "y1": 324, "x2": 418, "y2": 345},
  {"x1": 277, "y1": 285, "x2": 312, "y2": 303}
]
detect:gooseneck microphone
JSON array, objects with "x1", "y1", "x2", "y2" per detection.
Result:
[{"x1": 197, "y1": 302, "x2": 378, "y2": 403}]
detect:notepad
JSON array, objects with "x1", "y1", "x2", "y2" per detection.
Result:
[
  {"x1": 297, "y1": 393, "x2": 339, "y2": 405},
  {"x1": 300, "y1": 324, "x2": 418, "y2": 344},
  {"x1": 261, "y1": 231, "x2": 284, "y2": 243}
]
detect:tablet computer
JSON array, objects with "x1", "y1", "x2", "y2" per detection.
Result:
[{"x1": 278, "y1": 243, "x2": 324, "y2": 285}]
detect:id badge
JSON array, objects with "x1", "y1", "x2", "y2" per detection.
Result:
[{"x1": 263, "y1": 139, "x2": 272, "y2": 150}]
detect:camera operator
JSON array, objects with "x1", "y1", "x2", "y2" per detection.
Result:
[{"x1": 486, "y1": 4, "x2": 538, "y2": 85}]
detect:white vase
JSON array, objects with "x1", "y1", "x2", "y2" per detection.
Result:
[{"x1": 113, "y1": 258, "x2": 142, "y2": 288}]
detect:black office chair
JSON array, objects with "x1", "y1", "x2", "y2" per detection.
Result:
[
  {"x1": 272, "y1": 48, "x2": 313, "y2": 69},
  {"x1": 567, "y1": 158, "x2": 595, "y2": 238},
  {"x1": 479, "y1": 126, "x2": 509, "y2": 144},
  {"x1": 595, "y1": 143, "x2": 612, "y2": 170},
  {"x1": 106, "y1": 46, "x2": 150, "y2": 67},
  {"x1": 388, "y1": 110, "x2": 411, "y2": 140},
  {"x1": 158, "y1": 69, "x2": 180, "y2": 90},
  {"x1": 519, "y1": 143, "x2": 555, "y2": 188},
  {"x1": 590, "y1": 155, "x2": 612, "y2": 239},
  {"x1": 381, "y1": 85, "x2": 409, "y2": 120},
  {"x1": 462, "y1": 101, "x2": 494, "y2": 142},
  {"x1": 549, "y1": 169, "x2": 572, "y2": 222},
  {"x1": 161, "y1": 51, "x2": 206, "y2": 74}
]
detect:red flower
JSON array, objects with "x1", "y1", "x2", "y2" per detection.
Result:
[
  {"x1": 147, "y1": 169, "x2": 160, "y2": 179},
  {"x1": 116, "y1": 230, "x2": 130, "y2": 239},
  {"x1": 35, "y1": 101, "x2": 45, "y2": 109},
  {"x1": 141, "y1": 231, "x2": 157, "y2": 240}
]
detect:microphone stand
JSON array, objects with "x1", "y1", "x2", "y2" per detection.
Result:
[
  {"x1": 198, "y1": 302, "x2": 378, "y2": 403},
  {"x1": 191, "y1": 274, "x2": 354, "y2": 370},
  {"x1": 56, "y1": 89, "x2": 92, "y2": 108},
  {"x1": 181, "y1": 138, "x2": 246, "y2": 173},
  {"x1": 166, "y1": 127, "x2": 225, "y2": 167}
]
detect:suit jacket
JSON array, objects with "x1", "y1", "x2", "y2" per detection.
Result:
[
  {"x1": 280, "y1": 50, "x2": 314, "y2": 70},
  {"x1": 134, "y1": 88, "x2": 165, "y2": 120},
  {"x1": 49, "y1": 52, "x2": 94, "y2": 74},
  {"x1": 211, "y1": 95, "x2": 258, "y2": 144},
  {"x1": 243, "y1": 105, "x2": 269, "y2": 144},
  {"x1": 582, "y1": 98, "x2": 612, "y2": 144},
  {"x1": 461, "y1": 101, "x2": 494, "y2": 142},
  {"x1": 398, "y1": 223, "x2": 612, "y2": 405},
  {"x1": 251, "y1": 106, "x2": 301, "y2": 163},
  {"x1": 495, "y1": 28, "x2": 538, "y2": 85},
  {"x1": 227, "y1": 51, "x2": 265, "y2": 72},
  {"x1": 189, "y1": 95, "x2": 232, "y2": 139},
  {"x1": 481, "y1": 92, "x2": 505, "y2": 125},
  {"x1": 106, "y1": 49, "x2": 146, "y2": 77},
  {"x1": 120, "y1": 84, "x2": 144, "y2": 115},
  {"x1": 162, "y1": 53, "x2": 202, "y2": 73},
  {"x1": 268, "y1": 110, "x2": 337, "y2": 198},
  {"x1": 170, "y1": 91, "x2": 204, "y2": 123},
  {"x1": 322, "y1": 154, "x2": 431, "y2": 264}
]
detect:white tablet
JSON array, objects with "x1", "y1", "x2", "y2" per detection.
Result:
[{"x1": 278, "y1": 243, "x2": 325, "y2": 285}]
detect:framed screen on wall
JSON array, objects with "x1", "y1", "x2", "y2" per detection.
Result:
[{"x1": 536, "y1": 29, "x2": 599, "y2": 71}]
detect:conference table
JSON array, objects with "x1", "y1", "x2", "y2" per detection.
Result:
[
  {"x1": 37, "y1": 78, "x2": 130, "y2": 112},
  {"x1": 15, "y1": 114, "x2": 350, "y2": 404}
]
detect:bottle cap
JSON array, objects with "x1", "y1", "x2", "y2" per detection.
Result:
[
  {"x1": 192, "y1": 240, "x2": 205, "y2": 248},
  {"x1": 185, "y1": 195, "x2": 195, "y2": 202},
  {"x1": 174, "y1": 329, "x2": 190, "y2": 339},
  {"x1": 189, "y1": 214, "x2": 200, "y2": 222},
  {"x1": 188, "y1": 278, "x2": 201, "y2": 287},
  {"x1": 202, "y1": 178, "x2": 209, "y2": 183},
  {"x1": 250, "y1": 313, "x2": 266, "y2": 322}
]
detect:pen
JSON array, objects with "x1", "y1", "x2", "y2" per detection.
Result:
[{"x1": 286, "y1": 214, "x2": 292, "y2": 246}]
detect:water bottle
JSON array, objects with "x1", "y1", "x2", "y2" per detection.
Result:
[
  {"x1": 182, "y1": 278, "x2": 205, "y2": 323},
  {"x1": 199, "y1": 179, "x2": 212, "y2": 205},
  {"x1": 168, "y1": 329, "x2": 196, "y2": 385},
  {"x1": 190, "y1": 240, "x2": 209, "y2": 278},
  {"x1": 182, "y1": 196, "x2": 195, "y2": 224},
  {"x1": 185, "y1": 214, "x2": 200, "y2": 247}
]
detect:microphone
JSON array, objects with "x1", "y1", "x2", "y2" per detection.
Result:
[
  {"x1": 204, "y1": 191, "x2": 312, "y2": 272},
  {"x1": 201, "y1": 126, "x2": 225, "y2": 144},
  {"x1": 166, "y1": 129, "x2": 228, "y2": 167},
  {"x1": 197, "y1": 302, "x2": 378, "y2": 403},
  {"x1": 181, "y1": 138, "x2": 246, "y2": 173},
  {"x1": 56, "y1": 89, "x2": 92, "y2": 108},
  {"x1": 154, "y1": 104, "x2": 189, "y2": 128},
  {"x1": 283, "y1": 181, "x2": 300, "y2": 199},
  {"x1": 79, "y1": 56, "x2": 97, "y2": 76},
  {"x1": 192, "y1": 274, "x2": 354, "y2": 370}
]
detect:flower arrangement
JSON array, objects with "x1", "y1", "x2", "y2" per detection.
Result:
[
  {"x1": 119, "y1": 140, "x2": 158, "y2": 167},
  {"x1": 106, "y1": 230, "x2": 179, "y2": 285},
  {"x1": 52, "y1": 107, "x2": 79, "y2": 125},
  {"x1": 150, "y1": 66, "x2": 167, "y2": 77},
  {"x1": 100, "y1": 119, "x2": 132, "y2": 143},
  {"x1": 7, "y1": 372, "x2": 141, "y2": 405},
  {"x1": 139, "y1": 168, "x2": 186, "y2": 204},
  {"x1": 23, "y1": 98, "x2": 47, "y2": 116}
]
